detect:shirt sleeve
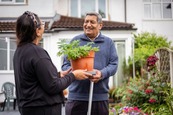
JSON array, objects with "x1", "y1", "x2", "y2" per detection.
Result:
[
  {"x1": 100, "y1": 41, "x2": 118, "y2": 79},
  {"x1": 35, "y1": 58, "x2": 75, "y2": 95},
  {"x1": 61, "y1": 55, "x2": 71, "y2": 71}
]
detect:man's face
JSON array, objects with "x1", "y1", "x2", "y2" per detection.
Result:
[{"x1": 83, "y1": 15, "x2": 102, "y2": 39}]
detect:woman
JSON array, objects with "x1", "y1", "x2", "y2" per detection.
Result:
[{"x1": 13, "y1": 11, "x2": 92, "y2": 115}]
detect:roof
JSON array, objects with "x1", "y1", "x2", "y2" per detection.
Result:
[
  {"x1": 0, "y1": 14, "x2": 136, "y2": 33},
  {"x1": 0, "y1": 21, "x2": 16, "y2": 32}
]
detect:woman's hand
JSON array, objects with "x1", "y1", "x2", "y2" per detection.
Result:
[
  {"x1": 72, "y1": 70, "x2": 92, "y2": 80},
  {"x1": 60, "y1": 68, "x2": 72, "y2": 77}
]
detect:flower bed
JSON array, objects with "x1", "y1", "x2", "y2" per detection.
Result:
[{"x1": 109, "y1": 55, "x2": 173, "y2": 115}]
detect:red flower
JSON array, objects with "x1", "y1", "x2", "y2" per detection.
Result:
[
  {"x1": 149, "y1": 98, "x2": 156, "y2": 103},
  {"x1": 147, "y1": 55, "x2": 158, "y2": 66},
  {"x1": 128, "y1": 89, "x2": 133, "y2": 94},
  {"x1": 145, "y1": 89, "x2": 153, "y2": 94}
]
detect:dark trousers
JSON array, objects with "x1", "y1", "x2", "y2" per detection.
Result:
[
  {"x1": 19, "y1": 104, "x2": 62, "y2": 115},
  {"x1": 65, "y1": 100, "x2": 109, "y2": 115}
]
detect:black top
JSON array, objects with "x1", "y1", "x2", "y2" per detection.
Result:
[{"x1": 13, "y1": 43, "x2": 75, "y2": 108}]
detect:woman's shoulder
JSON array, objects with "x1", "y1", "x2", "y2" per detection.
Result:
[{"x1": 28, "y1": 43, "x2": 49, "y2": 59}]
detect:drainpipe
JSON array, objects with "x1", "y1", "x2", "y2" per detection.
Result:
[
  {"x1": 124, "y1": 0, "x2": 127, "y2": 22},
  {"x1": 107, "y1": 0, "x2": 110, "y2": 20}
]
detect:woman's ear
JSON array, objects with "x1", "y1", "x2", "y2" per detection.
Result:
[{"x1": 36, "y1": 28, "x2": 41, "y2": 37}]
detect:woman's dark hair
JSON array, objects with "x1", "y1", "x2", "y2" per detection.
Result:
[{"x1": 16, "y1": 11, "x2": 41, "y2": 47}]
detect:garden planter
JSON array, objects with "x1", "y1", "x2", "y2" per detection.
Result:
[{"x1": 70, "y1": 51, "x2": 95, "y2": 71}]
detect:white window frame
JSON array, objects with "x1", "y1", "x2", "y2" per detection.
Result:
[
  {"x1": 0, "y1": 37, "x2": 16, "y2": 73},
  {"x1": 69, "y1": 0, "x2": 108, "y2": 20},
  {"x1": 143, "y1": 0, "x2": 173, "y2": 20},
  {"x1": 0, "y1": 0, "x2": 26, "y2": 5},
  {"x1": 0, "y1": 37, "x2": 44, "y2": 73}
]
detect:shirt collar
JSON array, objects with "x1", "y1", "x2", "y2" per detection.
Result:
[{"x1": 87, "y1": 33, "x2": 100, "y2": 41}]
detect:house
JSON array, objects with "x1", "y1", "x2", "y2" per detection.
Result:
[{"x1": 0, "y1": 0, "x2": 172, "y2": 91}]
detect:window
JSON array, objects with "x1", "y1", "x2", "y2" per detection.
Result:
[
  {"x1": 0, "y1": 0, "x2": 26, "y2": 4},
  {"x1": 70, "y1": 0, "x2": 107, "y2": 19},
  {"x1": 143, "y1": 0, "x2": 173, "y2": 19},
  {"x1": 113, "y1": 41, "x2": 126, "y2": 87},
  {"x1": 0, "y1": 37, "x2": 16, "y2": 71},
  {"x1": 0, "y1": 37, "x2": 44, "y2": 72}
]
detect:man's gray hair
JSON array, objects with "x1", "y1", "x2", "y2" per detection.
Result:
[{"x1": 85, "y1": 12, "x2": 102, "y2": 23}]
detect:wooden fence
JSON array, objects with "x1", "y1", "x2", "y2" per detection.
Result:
[{"x1": 154, "y1": 47, "x2": 173, "y2": 88}]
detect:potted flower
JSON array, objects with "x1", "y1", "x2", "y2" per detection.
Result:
[{"x1": 57, "y1": 40, "x2": 99, "y2": 71}]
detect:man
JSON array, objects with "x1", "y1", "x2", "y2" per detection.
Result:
[{"x1": 62, "y1": 12, "x2": 118, "y2": 115}]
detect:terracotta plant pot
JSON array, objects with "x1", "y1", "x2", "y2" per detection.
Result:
[{"x1": 70, "y1": 51, "x2": 95, "y2": 71}]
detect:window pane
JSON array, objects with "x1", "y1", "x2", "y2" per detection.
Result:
[
  {"x1": 70, "y1": 0, "x2": 78, "y2": 17},
  {"x1": 163, "y1": 0, "x2": 171, "y2": 2},
  {"x1": 81, "y1": 0, "x2": 95, "y2": 18},
  {"x1": 10, "y1": 39, "x2": 16, "y2": 70},
  {"x1": 114, "y1": 41, "x2": 125, "y2": 86},
  {"x1": 10, "y1": 39, "x2": 16, "y2": 49},
  {"x1": 163, "y1": 3, "x2": 172, "y2": 18},
  {"x1": 0, "y1": 38, "x2": 7, "y2": 48},
  {"x1": 152, "y1": 3, "x2": 161, "y2": 18},
  {"x1": 0, "y1": 50, "x2": 7, "y2": 70},
  {"x1": 144, "y1": 4, "x2": 151, "y2": 18},
  {"x1": 0, "y1": 39, "x2": 7, "y2": 70},
  {"x1": 10, "y1": 50, "x2": 15, "y2": 70},
  {"x1": 16, "y1": 0, "x2": 24, "y2": 2},
  {"x1": 2, "y1": 0, "x2": 12, "y2": 1},
  {"x1": 99, "y1": 0, "x2": 106, "y2": 18}
]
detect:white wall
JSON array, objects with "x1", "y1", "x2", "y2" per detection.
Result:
[
  {"x1": 142, "y1": 20, "x2": 173, "y2": 42},
  {"x1": 55, "y1": 0, "x2": 69, "y2": 15},
  {"x1": 109, "y1": 0, "x2": 125, "y2": 21},
  {"x1": 125, "y1": 0, "x2": 173, "y2": 43},
  {"x1": 126, "y1": 0, "x2": 143, "y2": 28},
  {"x1": 106, "y1": 0, "x2": 173, "y2": 43},
  {"x1": 0, "y1": 0, "x2": 57, "y2": 17}
]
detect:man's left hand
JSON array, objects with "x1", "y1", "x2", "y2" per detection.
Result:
[{"x1": 89, "y1": 69, "x2": 102, "y2": 83}]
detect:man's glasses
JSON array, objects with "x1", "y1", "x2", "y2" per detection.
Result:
[{"x1": 24, "y1": 11, "x2": 40, "y2": 27}]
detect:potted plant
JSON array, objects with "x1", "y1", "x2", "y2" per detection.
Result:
[{"x1": 57, "y1": 40, "x2": 99, "y2": 71}]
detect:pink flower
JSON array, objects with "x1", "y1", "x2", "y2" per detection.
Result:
[
  {"x1": 133, "y1": 107, "x2": 141, "y2": 112},
  {"x1": 121, "y1": 106, "x2": 145, "y2": 114}
]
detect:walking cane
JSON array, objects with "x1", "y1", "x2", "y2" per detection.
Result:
[
  {"x1": 87, "y1": 71, "x2": 96, "y2": 115},
  {"x1": 87, "y1": 81, "x2": 94, "y2": 115}
]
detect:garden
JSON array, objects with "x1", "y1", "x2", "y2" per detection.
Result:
[{"x1": 109, "y1": 32, "x2": 173, "y2": 115}]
